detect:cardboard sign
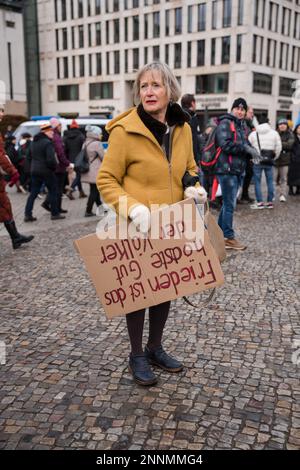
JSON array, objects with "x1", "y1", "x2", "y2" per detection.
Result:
[{"x1": 74, "y1": 200, "x2": 224, "y2": 318}]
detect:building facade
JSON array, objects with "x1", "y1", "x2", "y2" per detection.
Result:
[
  {"x1": 37, "y1": 0, "x2": 300, "y2": 127},
  {"x1": 0, "y1": 0, "x2": 27, "y2": 115}
]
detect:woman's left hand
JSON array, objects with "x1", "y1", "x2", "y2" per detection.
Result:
[{"x1": 184, "y1": 186, "x2": 207, "y2": 204}]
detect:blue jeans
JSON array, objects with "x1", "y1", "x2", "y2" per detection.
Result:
[
  {"x1": 217, "y1": 174, "x2": 241, "y2": 239},
  {"x1": 25, "y1": 174, "x2": 59, "y2": 216},
  {"x1": 253, "y1": 164, "x2": 274, "y2": 203}
]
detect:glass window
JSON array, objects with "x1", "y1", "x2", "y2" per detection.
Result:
[
  {"x1": 174, "y1": 43, "x2": 181, "y2": 68},
  {"x1": 187, "y1": 41, "x2": 192, "y2": 67},
  {"x1": 90, "y1": 82, "x2": 113, "y2": 100},
  {"x1": 196, "y1": 73, "x2": 229, "y2": 94},
  {"x1": 223, "y1": 0, "x2": 231, "y2": 28},
  {"x1": 153, "y1": 45, "x2": 160, "y2": 61},
  {"x1": 106, "y1": 52, "x2": 110, "y2": 75},
  {"x1": 71, "y1": 26, "x2": 75, "y2": 49},
  {"x1": 70, "y1": 0, "x2": 74, "y2": 19},
  {"x1": 125, "y1": 49, "x2": 128, "y2": 73},
  {"x1": 133, "y1": 0, "x2": 139, "y2": 7},
  {"x1": 211, "y1": 38, "x2": 216, "y2": 66},
  {"x1": 113, "y1": 0, "x2": 119, "y2": 12},
  {"x1": 114, "y1": 19, "x2": 119, "y2": 43},
  {"x1": 114, "y1": 50, "x2": 120, "y2": 74},
  {"x1": 133, "y1": 16, "x2": 139, "y2": 41},
  {"x1": 165, "y1": 44, "x2": 169, "y2": 64},
  {"x1": 55, "y1": 0, "x2": 58, "y2": 22},
  {"x1": 79, "y1": 55, "x2": 84, "y2": 76},
  {"x1": 237, "y1": 0, "x2": 244, "y2": 25},
  {"x1": 96, "y1": 52, "x2": 102, "y2": 75},
  {"x1": 95, "y1": 0, "x2": 101, "y2": 15},
  {"x1": 252, "y1": 35, "x2": 257, "y2": 63},
  {"x1": 144, "y1": 46, "x2": 148, "y2": 64},
  {"x1": 96, "y1": 23, "x2": 101, "y2": 46},
  {"x1": 153, "y1": 12, "x2": 160, "y2": 38},
  {"x1": 55, "y1": 29, "x2": 59, "y2": 51},
  {"x1": 58, "y1": 84, "x2": 79, "y2": 101},
  {"x1": 253, "y1": 72, "x2": 272, "y2": 94},
  {"x1": 87, "y1": 0, "x2": 91, "y2": 16},
  {"x1": 124, "y1": 17, "x2": 128, "y2": 42},
  {"x1": 63, "y1": 57, "x2": 68, "y2": 78},
  {"x1": 88, "y1": 24, "x2": 92, "y2": 47},
  {"x1": 72, "y1": 56, "x2": 76, "y2": 77},
  {"x1": 212, "y1": 1, "x2": 217, "y2": 29},
  {"x1": 165, "y1": 10, "x2": 170, "y2": 36},
  {"x1": 56, "y1": 57, "x2": 60, "y2": 79},
  {"x1": 144, "y1": 14, "x2": 148, "y2": 39},
  {"x1": 78, "y1": 0, "x2": 83, "y2": 18},
  {"x1": 106, "y1": 21, "x2": 110, "y2": 44},
  {"x1": 236, "y1": 34, "x2": 242, "y2": 63},
  {"x1": 61, "y1": 0, "x2": 67, "y2": 21},
  {"x1": 221, "y1": 36, "x2": 230, "y2": 64},
  {"x1": 197, "y1": 4, "x2": 206, "y2": 32},
  {"x1": 78, "y1": 25, "x2": 84, "y2": 48},
  {"x1": 62, "y1": 28, "x2": 68, "y2": 50},
  {"x1": 175, "y1": 8, "x2": 182, "y2": 34},
  {"x1": 133, "y1": 48, "x2": 139, "y2": 69},
  {"x1": 197, "y1": 40, "x2": 205, "y2": 66},
  {"x1": 279, "y1": 77, "x2": 294, "y2": 97},
  {"x1": 89, "y1": 54, "x2": 93, "y2": 76},
  {"x1": 188, "y1": 5, "x2": 193, "y2": 33}
]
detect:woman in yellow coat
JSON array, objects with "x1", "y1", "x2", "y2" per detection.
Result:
[{"x1": 97, "y1": 62, "x2": 207, "y2": 386}]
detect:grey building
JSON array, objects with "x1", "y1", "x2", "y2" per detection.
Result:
[{"x1": 36, "y1": 0, "x2": 300, "y2": 127}]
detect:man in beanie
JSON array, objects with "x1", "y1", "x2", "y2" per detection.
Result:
[
  {"x1": 215, "y1": 97, "x2": 260, "y2": 250},
  {"x1": 24, "y1": 123, "x2": 65, "y2": 221},
  {"x1": 0, "y1": 105, "x2": 34, "y2": 248},
  {"x1": 63, "y1": 119, "x2": 86, "y2": 199},
  {"x1": 275, "y1": 118, "x2": 295, "y2": 202}
]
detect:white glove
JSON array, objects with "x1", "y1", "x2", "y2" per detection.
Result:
[
  {"x1": 129, "y1": 204, "x2": 151, "y2": 234},
  {"x1": 184, "y1": 186, "x2": 207, "y2": 204}
]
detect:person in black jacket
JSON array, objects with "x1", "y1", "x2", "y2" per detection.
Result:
[
  {"x1": 288, "y1": 124, "x2": 300, "y2": 195},
  {"x1": 24, "y1": 123, "x2": 65, "y2": 221},
  {"x1": 275, "y1": 119, "x2": 295, "y2": 202},
  {"x1": 63, "y1": 119, "x2": 86, "y2": 199},
  {"x1": 181, "y1": 94, "x2": 200, "y2": 164},
  {"x1": 215, "y1": 97, "x2": 259, "y2": 251}
]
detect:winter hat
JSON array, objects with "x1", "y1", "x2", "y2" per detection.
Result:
[
  {"x1": 70, "y1": 119, "x2": 79, "y2": 128},
  {"x1": 21, "y1": 132, "x2": 32, "y2": 139},
  {"x1": 40, "y1": 123, "x2": 52, "y2": 132},
  {"x1": 50, "y1": 117, "x2": 61, "y2": 128},
  {"x1": 85, "y1": 125, "x2": 102, "y2": 137},
  {"x1": 277, "y1": 118, "x2": 288, "y2": 126},
  {"x1": 231, "y1": 97, "x2": 248, "y2": 111}
]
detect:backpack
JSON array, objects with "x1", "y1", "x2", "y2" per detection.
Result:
[
  {"x1": 200, "y1": 121, "x2": 237, "y2": 171},
  {"x1": 74, "y1": 141, "x2": 94, "y2": 174}
]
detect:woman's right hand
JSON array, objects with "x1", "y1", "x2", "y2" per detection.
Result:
[{"x1": 129, "y1": 204, "x2": 151, "y2": 235}]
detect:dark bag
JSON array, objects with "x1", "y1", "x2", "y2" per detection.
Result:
[
  {"x1": 74, "y1": 141, "x2": 95, "y2": 174},
  {"x1": 256, "y1": 132, "x2": 275, "y2": 166}
]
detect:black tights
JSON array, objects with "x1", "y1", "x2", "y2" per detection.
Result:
[{"x1": 125, "y1": 301, "x2": 171, "y2": 356}]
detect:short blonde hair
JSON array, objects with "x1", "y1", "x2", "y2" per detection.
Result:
[{"x1": 133, "y1": 62, "x2": 181, "y2": 105}]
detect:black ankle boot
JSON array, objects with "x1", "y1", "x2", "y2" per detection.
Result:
[
  {"x1": 128, "y1": 353, "x2": 157, "y2": 386},
  {"x1": 4, "y1": 220, "x2": 34, "y2": 249}
]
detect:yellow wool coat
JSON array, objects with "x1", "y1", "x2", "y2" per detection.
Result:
[{"x1": 97, "y1": 107, "x2": 199, "y2": 218}]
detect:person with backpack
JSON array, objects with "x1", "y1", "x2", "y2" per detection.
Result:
[
  {"x1": 80, "y1": 125, "x2": 104, "y2": 217},
  {"x1": 213, "y1": 98, "x2": 259, "y2": 250},
  {"x1": 181, "y1": 94, "x2": 200, "y2": 164},
  {"x1": 248, "y1": 115, "x2": 282, "y2": 209}
]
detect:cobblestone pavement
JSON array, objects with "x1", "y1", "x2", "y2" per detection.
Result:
[{"x1": 0, "y1": 186, "x2": 299, "y2": 450}]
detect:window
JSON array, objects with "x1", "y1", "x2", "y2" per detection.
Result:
[
  {"x1": 90, "y1": 82, "x2": 113, "y2": 100},
  {"x1": 175, "y1": 8, "x2": 182, "y2": 34},
  {"x1": 133, "y1": 15, "x2": 139, "y2": 41},
  {"x1": 211, "y1": 38, "x2": 216, "y2": 65},
  {"x1": 58, "y1": 84, "x2": 79, "y2": 101},
  {"x1": 78, "y1": 0, "x2": 83, "y2": 18},
  {"x1": 70, "y1": 0, "x2": 74, "y2": 19},
  {"x1": 153, "y1": 12, "x2": 160, "y2": 38},
  {"x1": 113, "y1": 0, "x2": 119, "y2": 12},
  {"x1": 124, "y1": 17, "x2": 128, "y2": 42},
  {"x1": 55, "y1": 0, "x2": 58, "y2": 22},
  {"x1": 188, "y1": 6, "x2": 193, "y2": 33},
  {"x1": 62, "y1": 28, "x2": 68, "y2": 50},
  {"x1": 133, "y1": 48, "x2": 139, "y2": 69},
  {"x1": 88, "y1": 24, "x2": 92, "y2": 47},
  {"x1": 294, "y1": 13, "x2": 299, "y2": 39},
  {"x1": 197, "y1": 40, "x2": 205, "y2": 67},
  {"x1": 79, "y1": 55, "x2": 84, "y2": 76},
  {"x1": 125, "y1": 50, "x2": 128, "y2": 73},
  {"x1": 223, "y1": 0, "x2": 231, "y2": 28},
  {"x1": 87, "y1": 0, "x2": 91, "y2": 16},
  {"x1": 174, "y1": 43, "x2": 181, "y2": 68},
  {"x1": 61, "y1": 0, "x2": 67, "y2": 21},
  {"x1": 55, "y1": 29, "x2": 59, "y2": 51},
  {"x1": 63, "y1": 57, "x2": 68, "y2": 78},
  {"x1": 133, "y1": 0, "x2": 139, "y2": 7},
  {"x1": 279, "y1": 77, "x2": 294, "y2": 97},
  {"x1": 56, "y1": 57, "x2": 60, "y2": 79},
  {"x1": 71, "y1": 26, "x2": 75, "y2": 48},
  {"x1": 222, "y1": 36, "x2": 230, "y2": 64},
  {"x1": 253, "y1": 73, "x2": 272, "y2": 94},
  {"x1": 197, "y1": 4, "x2": 206, "y2": 32},
  {"x1": 96, "y1": 52, "x2": 101, "y2": 75},
  {"x1": 106, "y1": 52, "x2": 110, "y2": 75},
  {"x1": 237, "y1": 0, "x2": 244, "y2": 25},
  {"x1": 236, "y1": 34, "x2": 242, "y2": 63},
  {"x1": 165, "y1": 10, "x2": 170, "y2": 36},
  {"x1": 144, "y1": 47, "x2": 148, "y2": 64},
  {"x1": 153, "y1": 45, "x2": 160, "y2": 61},
  {"x1": 114, "y1": 50, "x2": 120, "y2": 74},
  {"x1": 89, "y1": 54, "x2": 92, "y2": 76},
  {"x1": 72, "y1": 56, "x2": 76, "y2": 77},
  {"x1": 187, "y1": 41, "x2": 192, "y2": 67},
  {"x1": 144, "y1": 14, "x2": 148, "y2": 39},
  {"x1": 165, "y1": 44, "x2": 169, "y2": 64},
  {"x1": 95, "y1": 0, "x2": 100, "y2": 15},
  {"x1": 196, "y1": 73, "x2": 229, "y2": 94},
  {"x1": 212, "y1": 1, "x2": 217, "y2": 29},
  {"x1": 253, "y1": 35, "x2": 257, "y2": 63},
  {"x1": 96, "y1": 23, "x2": 101, "y2": 45},
  {"x1": 78, "y1": 25, "x2": 84, "y2": 48},
  {"x1": 254, "y1": 0, "x2": 259, "y2": 26},
  {"x1": 106, "y1": 21, "x2": 110, "y2": 44},
  {"x1": 114, "y1": 19, "x2": 119, "y2": 43}
]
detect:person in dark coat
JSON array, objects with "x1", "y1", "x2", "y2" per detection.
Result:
[
  {"x1": 275, "y1": 118, "x2": 295, "y2": 202},
  {"x1": 63, "y1": 119, "x2": 86, "y2": 199},
  {"x1": 239, "y1": 107, "x2": 257, "y2": 203},
  {"x1": 0, "y1": 105, "x2": 34, "y2": 249},
  {"x1": 4, "y1": 136, "x2": 27, "y2": 194},
  {"x1": 41, "y1": 117, "x2": 73, "y2": 214},
  {"x1": 215, "y1": 97, "x2": 259, "y2": 251},
  {"x1": 288, "y1": 124, "x2": 300, "y2": 195},
  {"x1": 181, "y1": 94, "x2": 200, "y2": 164},
  {"x1": 24, "y1": 123, "x2": 65, "y2": 221}
]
